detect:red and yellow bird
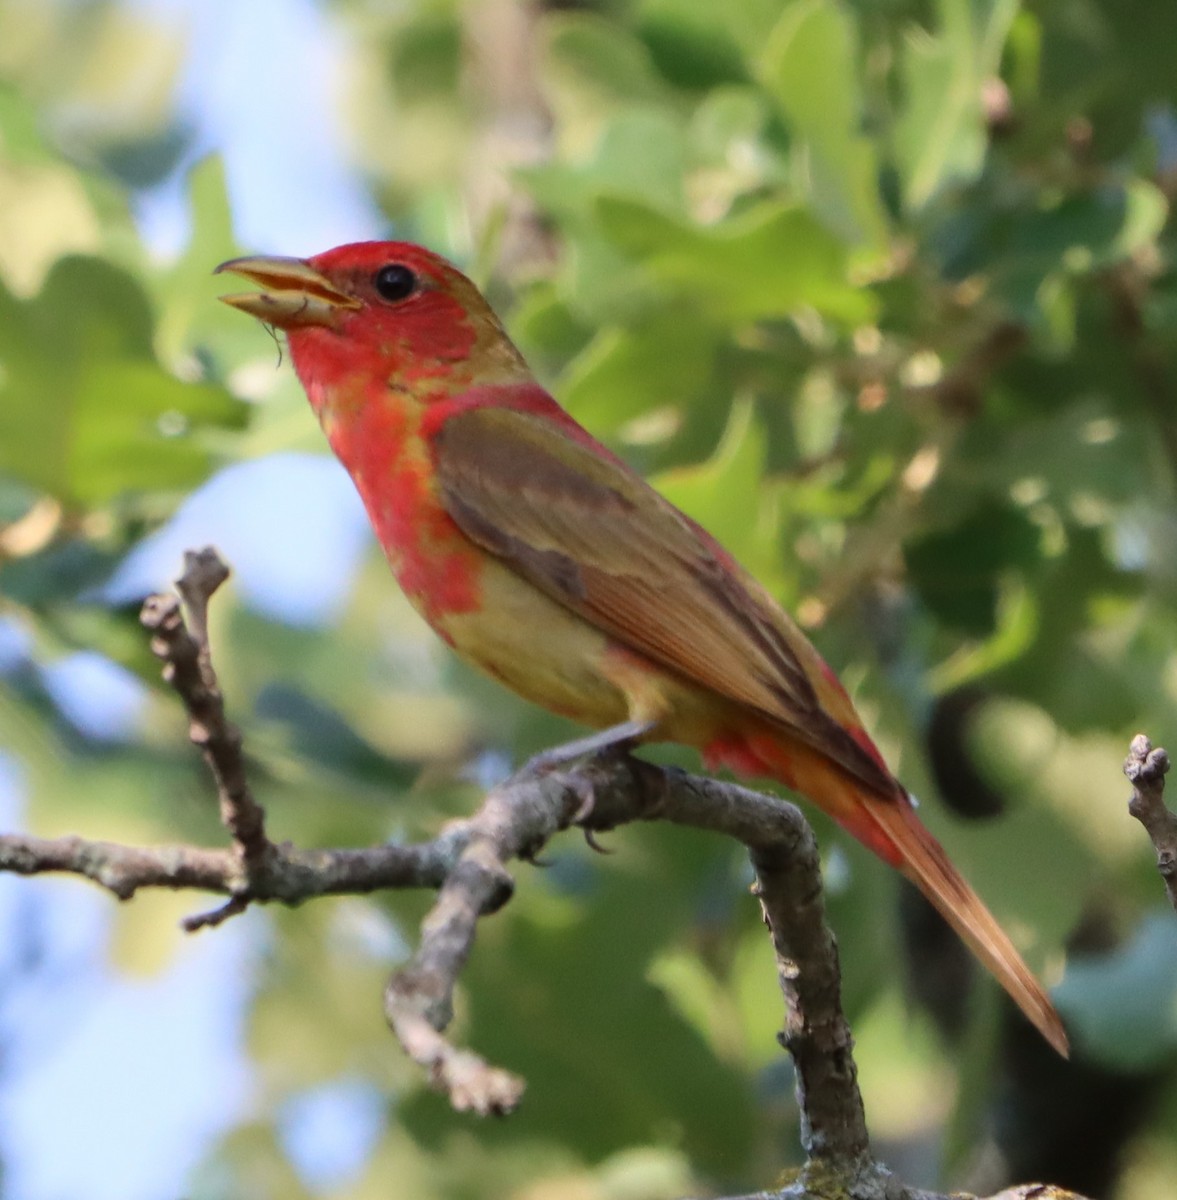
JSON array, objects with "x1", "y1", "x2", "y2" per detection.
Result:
[{"x1": 217, "y1": 242, "x2": 1067, "y2": 1057}]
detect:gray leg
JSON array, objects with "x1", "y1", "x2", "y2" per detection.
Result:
[{"x1": 528, "y1": 718, "x2": 656, "y2": 773}]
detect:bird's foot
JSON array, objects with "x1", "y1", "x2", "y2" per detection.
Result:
[
  {"x1": 539, "y1": 769, "x2": 613, "y2": 854},
  {"x1": 525, "y1": 720, "x2": 655, "y2": 854},
  {"x1": 526, "y1": 718, "x2": 656, "y2": 774}
]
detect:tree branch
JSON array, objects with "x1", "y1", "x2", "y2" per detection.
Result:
[
  {"x1": 1124, "y1": 734, "x2": 1176, "y2": 912},
  {"x1": 0, "y1": 548, "x2": 1096, "y2": 1200},
  {"x1": 140, "y1": 548, "x2": 269, "y2": 876},
  {"x1": 0, "y1": 831, "x2": 463, "y2": 907}
]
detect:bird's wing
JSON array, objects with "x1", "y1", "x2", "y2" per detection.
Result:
[{"x1": 432, "y1": 402, "x2": 894, "y2": 796}]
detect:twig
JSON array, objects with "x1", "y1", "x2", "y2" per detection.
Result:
[
  {"x1": 378, "y1": 754, "x2": 883, "y2": 1158},
  {"x1": 605, "y1": 766, "x2": 874, "y2": 1171},
  {"x1": 383, "y1": 769, "x2": 581, "y2": 1115},
  {"x1": 1124, "y1": 734, "x2": 1176, "y2": 912},
  {"x1": 0, "y1": 831, "x2": 463, "y2": 903},
  {"x1": 140, "y1": 547, "x2": 270, "y2": 920},
  {"x1": 756, "y1": 842, "x2": 870, "y2": 1170},
  {"x1": 723, "y1": 1184, "x2": 1090, "y2": 1200}
]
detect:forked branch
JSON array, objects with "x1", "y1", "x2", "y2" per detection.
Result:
[{"x1": 0, "y1": 548, "x2": 1096, "y2": 1200}]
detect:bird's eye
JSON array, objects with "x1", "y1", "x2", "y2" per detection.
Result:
[{"x1": 373, "y1": 264, "x2": 418, "y2": 303}]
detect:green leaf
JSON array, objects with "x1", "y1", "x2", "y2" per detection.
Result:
[
  {"x1": 70, "y1": 362, "x2": 244, "y2": 504},
  {"x1": 759, "y1": 0, "x2": 889, "y2": 255},
  {"x1": 254, "y1": 683, "x2": 417, "y2": 792},
  {"x1": 641, "y1": 0, "x2": 806, "y2": 71},
  {"x1": 655, "y1": 400, "x2": 784, "y2": 589},
  {"x1": 597, "y1": 196, "x2": 875, "y2": 324},
  {"x1": 0, "y1": 85, "x2": 59, "y2": 165},
  {"x1": 541, "y1": 13, "x2": 669, "y2": 127},
  {"x1": 905, "y1": 502, "x2": 1043, "y2": 636},
  {"x1": 520, "y1": 109, "x2": 691, "y2": 322},
  {"x1": 560, "y1": 307, "x2": 719, "y2": 436},
  {"x1": 688, "y1": 85, "x2": 780, "y2": 178},
  {"x1": 636, "y1": 0, "x2": 749, "y2": 90},
  {"x1": 523, "y1": 107, "x2": 688, "y2": 221},
  {"x1": 0, "y1": 255, "x2": 245, "y2": 505},
  {"x1": 153, "y1": 155, "x2": 241, "y2": 362},
  {"x1": 387, "y1": 12, "x2": 462, "y2": 104},
  {"x1": 1115, "y1": 179, "x2": 1170, "y2": 258},
  {"x1": 893, "y1": 0, "x2": 1018, "y2": 210}
]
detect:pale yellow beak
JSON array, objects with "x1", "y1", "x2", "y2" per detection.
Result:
[{"x1": 215, "y1": 255, "x2": 362, "y2": 329}]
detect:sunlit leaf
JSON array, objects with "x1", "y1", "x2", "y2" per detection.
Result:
[
  {"x1": 0, "y1": 256, "x2": 245, "y2": 505},
  {"x1": 893, "y1": 0, "x2": 1018, "y2": 209},
  {"x1": 760, "y1": 0, "x2": 889, "y2": 255},
  {"x1": 597, "y1": 196, "x2": 875, "y2": 323}
]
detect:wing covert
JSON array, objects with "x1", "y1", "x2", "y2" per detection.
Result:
[{"x1": 432, "y1": 403, "x2": 893, "y2": 795}]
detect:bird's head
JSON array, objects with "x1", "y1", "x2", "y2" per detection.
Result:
[{"x1": 216, "y1": 241, "x2": 529, "y2": 400}]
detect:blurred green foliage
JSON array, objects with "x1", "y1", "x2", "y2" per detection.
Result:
[{"x1": 2, "y1": 0, "x2": 1177, "y2": 1197}]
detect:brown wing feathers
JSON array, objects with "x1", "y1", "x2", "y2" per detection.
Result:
[{"x1": 434, "y1": 405, "x2": 894, "y2": 796}]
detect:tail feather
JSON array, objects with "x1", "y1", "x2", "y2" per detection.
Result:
[
  {"x1": 860, "y1": 793, "x2": 1070, "y2": 1058},
  {"x1": 706, "y1": 728, "x2": 1069, "y2": 1056}
]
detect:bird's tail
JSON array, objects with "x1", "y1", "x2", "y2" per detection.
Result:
[
  {"x1": 717, "y1": 731, "x2": 1070, "y2": 1057},
  {"x1": 857, "y1": 789, "x2": 1069, "y2": 1057}
]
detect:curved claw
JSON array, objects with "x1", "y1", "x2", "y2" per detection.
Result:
[{"x1": 581, "y1": 827, "x2": 613, "y2": 855}]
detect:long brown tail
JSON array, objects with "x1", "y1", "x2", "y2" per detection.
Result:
[
  {"x1": 860, "y1": 792, "x2": 1069, "y2": 1057},
  {"x1": 711, "y1": 730, "x2": 1069, "y2": 1056}
]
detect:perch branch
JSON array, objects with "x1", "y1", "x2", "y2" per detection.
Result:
[
  {"x1": 0, "y1": 548, "x2": 1099, "y2": 1199},
  {"x1": 1124, "y1": 734, "x2": 1176, "y2": 912},
  {"x1": 378, "y1": 756, "x2": 882, "y2": 1152},
  {"x1": 0, "y1": 751, "x2": 872, "y2": 1140}
]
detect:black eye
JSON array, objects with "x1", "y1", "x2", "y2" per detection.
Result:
[{"x1": 373, "y1": 263, "x2": 418, "y2": 302}]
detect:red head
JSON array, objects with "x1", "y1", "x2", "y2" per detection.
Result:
[{"x1": 216, "y1": 241, "x2": 530, "y2": 406}]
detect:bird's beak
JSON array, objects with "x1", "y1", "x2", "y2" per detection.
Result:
[{"x1": 214, "y1": 255, "x2": 362, "y2": 329}]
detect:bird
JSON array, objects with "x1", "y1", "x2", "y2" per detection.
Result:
[{"x1": 216, "y1": 241, "x2": 1068, "y2": 1057}]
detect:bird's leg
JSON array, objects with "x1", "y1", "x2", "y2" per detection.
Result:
[
  {"x1": 527, "y1": 718, "x2": 656, "y2": 774},
  {"x1": 527, "y1": 719, "x2": 656, "y2": 852}
]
